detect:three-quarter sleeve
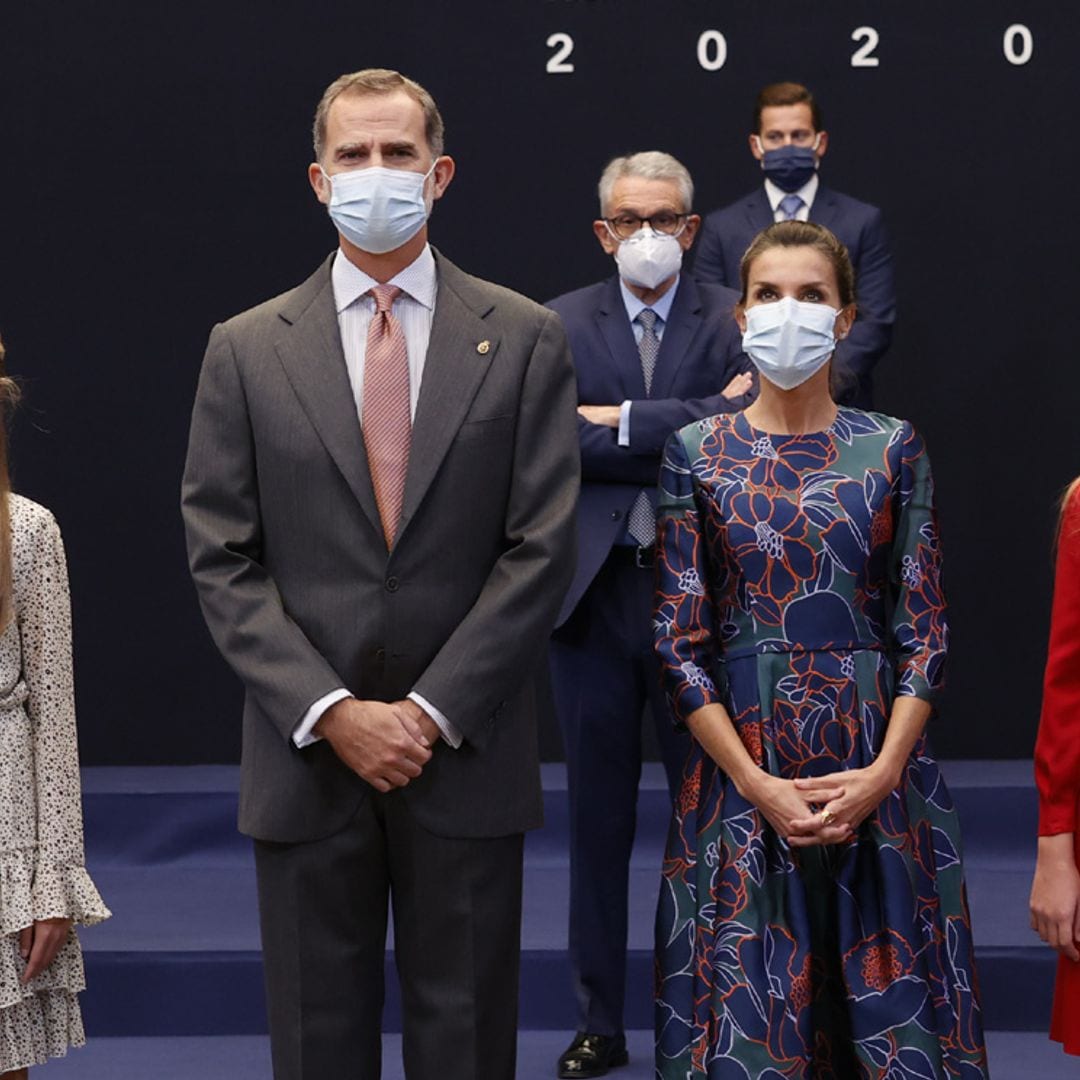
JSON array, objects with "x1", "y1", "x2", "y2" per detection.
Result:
[
  {"x1": 889, "y1": 422, "x2": 947, "y2": 702},
  {"x1": 16, "y1": 509, "x2": 109, "y2": 925},
  {"x1": 653, "y1": 429, "x2": 722, "y2": 726},
  {"x1": 1034, "y1": 484, "x2": 1080, "y2": 836}
]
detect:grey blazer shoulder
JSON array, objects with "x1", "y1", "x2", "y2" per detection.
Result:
[{"x1": 182, "y1": 250, "x2": 580, "y2": 843}]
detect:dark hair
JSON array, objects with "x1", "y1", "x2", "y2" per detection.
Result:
[
  {"x1": 737, "y1": 221, "x2": 855, "y2": 308},
  {"x1": 753, "y1": 82, "x2": 823, "y2": 133},
  {"x1": 313, "y1": 68, "x2": 445, "y2": 162}
]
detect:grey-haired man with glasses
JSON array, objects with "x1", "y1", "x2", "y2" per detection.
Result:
[{"x1": 546, "y1": 151, "x2": 754, "y2": 1078}]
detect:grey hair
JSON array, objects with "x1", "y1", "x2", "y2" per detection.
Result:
[{"x1": 597, "y1": 151, "x2": 694, "y2": 216}]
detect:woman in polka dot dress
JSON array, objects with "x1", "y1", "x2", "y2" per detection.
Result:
[{"x1": 0, "y1": 337, "x2": 109, "y2": 1079}]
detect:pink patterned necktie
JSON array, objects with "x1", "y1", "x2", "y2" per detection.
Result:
[{"x1": 362, "y1": 284, "x2": 411, "y2": 548}]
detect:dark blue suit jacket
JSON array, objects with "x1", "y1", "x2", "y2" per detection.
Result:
[
  {"x1": 693, "y1": 184, "x2": 895, "y2": 409},
  {"x1": 547, "y1": 273, "x2": 752, "y2": 627}
]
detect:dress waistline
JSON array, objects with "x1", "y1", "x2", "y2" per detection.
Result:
[
  {"x1": 0, "y1": 682, "x2": 29, "y2": 713},
  {"x1": 722, "y1": 641, "x2": 886, "y2": 662}
]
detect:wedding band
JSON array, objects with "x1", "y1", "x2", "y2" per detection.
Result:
[{"x1": 819, "y1": 809, "x2": 836, "y2": 827}]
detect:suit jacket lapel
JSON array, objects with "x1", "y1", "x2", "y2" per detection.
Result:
[
  {"x1": 398, "y1": 251, "x2": 496, "y2": 538},
  {"x1": 809, "y1": 185, "x2": 840, "y2": 231},
  {"x1": 651, "y1": 275, "x2": 703, "y2": 399},
  {"x1": 273, "y1": 256, "x2": 383, "y2": 538},
  {"x1": 595, "y1": 276, "x2": 647, "y2": 400},
  {"x1": 745, "y1": 187, "x2": 774, "y2": 234}
]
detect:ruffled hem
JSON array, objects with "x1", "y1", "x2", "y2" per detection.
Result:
[
  {"x1": 0, "y1": 932, "x2": 86, "y2": 1010},
  {"x1": 0, "y1": 848, "x2": 110, "y2": 934},
  {"x1": 0, "y1": 988, "x2": 85, "y2": 1072}
]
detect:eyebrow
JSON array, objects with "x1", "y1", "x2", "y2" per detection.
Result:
[{"x1": 751, "y1": 280, "x2": 830, "y2": 290}]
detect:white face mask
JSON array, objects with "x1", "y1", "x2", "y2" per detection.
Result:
[
  {"x1": 614, "y1": 229, "x2": 683, "y2": 290},
  {"x1": 321, "y1": 161, "x2": 436, "y2": 254},
  {"x1": 741, "y1": 295, "x2": 839, "y2": 390}
]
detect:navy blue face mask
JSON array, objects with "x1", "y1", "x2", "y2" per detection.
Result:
[{"x1": 760, "y1": 144, "x2": 819, "y2": 193}]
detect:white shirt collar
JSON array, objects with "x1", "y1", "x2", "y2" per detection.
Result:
[
  {"x1": 764, "y1": 172, "x2": 819, "y2": 213},
  {"x1": 618, "y1": 274, "x2": 680, "y2": 326},
  {"x1": 331, "y1": 243, "x2": 437, "y2": 314}
]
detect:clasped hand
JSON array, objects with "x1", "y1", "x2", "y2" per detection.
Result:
[
  {"x1": 18, "y1": 917, "x2": 73, "y2": 983},
  {"x1": 315, "y1": 698, "x2": 440, "y2": 793},
  {"x1": 747, "y1": 764, "x2": 897, "y2": 847}
]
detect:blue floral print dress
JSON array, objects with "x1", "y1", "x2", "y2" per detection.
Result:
[{"x1": 653, "y1": 408, "x2": 989, "y2": 1079}]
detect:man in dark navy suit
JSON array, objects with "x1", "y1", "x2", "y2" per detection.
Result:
[
  {"x1": 694, "y1": 81, "x2": 895, "y2": 408},
  {"x1": 547, "y1": 151, "x2": 753, "y2": 1078}
]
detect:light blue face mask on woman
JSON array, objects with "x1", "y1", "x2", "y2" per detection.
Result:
[
  {"x1": 741, "y1": 295, "x2": 839, "y2": 390},
  {"x1": 322, "y1": 161, "x2": 437, "y2": 254}
]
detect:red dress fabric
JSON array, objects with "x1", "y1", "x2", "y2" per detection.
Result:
[{"x1": 1034, "y1": 482, "x2": 1080, "y2": 1055}]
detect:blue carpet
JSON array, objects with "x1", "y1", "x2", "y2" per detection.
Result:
[
  {"x1": 33, "y1": 1031, "x2": 1080, "y2": 1079},
  {"x1": 74, "y1": 762, "x2": 1061, "y2": 1037}
]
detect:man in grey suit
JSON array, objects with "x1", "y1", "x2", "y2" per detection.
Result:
[{"x1": 181, "y1": 68, "x2": 579, "y2": 1080}]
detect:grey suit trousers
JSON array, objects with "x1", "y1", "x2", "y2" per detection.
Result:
[{"x1": 255, "y1": 793, "x2": 523, "y2": 1080}]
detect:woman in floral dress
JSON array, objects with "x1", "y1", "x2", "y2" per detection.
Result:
[
  {"x1": 653, "y1": 222, "x2": 988, "y2": 1078},
  {"x1": 0, "y1": 338, "x2": 109, "y2": 1078}
]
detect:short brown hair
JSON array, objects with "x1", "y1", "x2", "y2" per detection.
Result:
[
  {"x1": 753, "y1": 82, "x2": 823, "y2": 134},
  {"x1": 312, "y1": 68, "x2": 445, "y2": 162},
  {"x1": 737, "y1": 221, "x2": 855, "y2": 309}
]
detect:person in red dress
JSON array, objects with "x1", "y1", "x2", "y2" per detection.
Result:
[{"x1": 1031, "y1": 477, "x2": 1080, "y2": 1055}]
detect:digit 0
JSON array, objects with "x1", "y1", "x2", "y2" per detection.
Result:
[
  {"x1": 697, "y1": 30, "x2": 727, "y2": 72},
  {"x1": 1003, "y1": 24, "x2": 1033, "y2": 65}
]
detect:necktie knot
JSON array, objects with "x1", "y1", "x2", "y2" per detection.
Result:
[
  {"x1": 637, "y1": 308, "x2": 658, "y2": 333},
  {"x1": 369, "y1": 284, "x2": 402, "y2": 314},
  {"x1": 779, "y1": 194, "x2": 804, "y2": 221}
]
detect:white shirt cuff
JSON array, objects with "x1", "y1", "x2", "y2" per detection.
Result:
[
  {"x1": 292, "y1": 688, "x2": 352, "y2": 748},
  {"x1": 409, "y1": 692, "x2": 462, "y2": 749},
  {"x1": 617, "y1": 400, "x2": 632, "y2": 447}
]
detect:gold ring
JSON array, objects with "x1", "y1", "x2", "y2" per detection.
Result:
[{"x1": 819, "y1": 809, "x2": 836, "y2": 827}]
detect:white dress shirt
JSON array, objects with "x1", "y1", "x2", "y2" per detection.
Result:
[
  {"x1": 292, "y1": 245, "x2": 462, "y2": 750},
  {"x1": 764, "y1": 173, "x2": 819, "y2": 222},
  {"x1": 615, "y1": 275, "x2": 680, "y2": 446}
]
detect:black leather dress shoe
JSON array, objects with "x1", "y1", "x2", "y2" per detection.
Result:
[{"x1": 556, "y1": 1032, "x2": 629, "y2": 1078}]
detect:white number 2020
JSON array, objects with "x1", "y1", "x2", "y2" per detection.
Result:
[{"x1": 546, "y1": 32, "x2": 575, "y2": 74}]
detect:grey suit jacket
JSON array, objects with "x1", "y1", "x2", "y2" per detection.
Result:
[{"x1": 181, "y1": 250, "x2": 580, "y2": 843}]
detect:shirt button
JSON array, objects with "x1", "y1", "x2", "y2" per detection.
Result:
[
  {"x1": 385, "y1": 577, "x2": 399, "y2": 593},
  {"x1": 610, "y1": 510, "x2": 622, "y2": 521}
]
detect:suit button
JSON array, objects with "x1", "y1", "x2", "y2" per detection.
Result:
[
  {"x1": 610, "y1": 510, "x2": 622, "y2": 521},
  {"x1": 385, "y1": 577, "x2": 399, "y2": 593},
  {"x1": 375, "y1": 648, "x2": 386, "y2": 662}
]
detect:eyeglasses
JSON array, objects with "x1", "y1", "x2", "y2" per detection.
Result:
[{"x1": 604, "y1": 212, "x2": 690, "y2": 241}]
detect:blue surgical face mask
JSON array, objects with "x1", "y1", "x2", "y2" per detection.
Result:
[
  {"x1": 741, "y1": 295, "x2": 839, "y2": 390},
  {"x1": 321, "y1": 161, "x2": 437, "y2": 254},
  {"x1": 756, "y1": 135, "x2": 822, "y2": 193}
]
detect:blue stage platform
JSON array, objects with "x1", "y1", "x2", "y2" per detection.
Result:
[{"x1": 51, "y1": 760, "x2": 1071, "y2": 1077}]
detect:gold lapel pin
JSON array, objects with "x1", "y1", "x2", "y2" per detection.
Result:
[{"x1": 477, "y1": 340, "x2": 491, "y2": 355}]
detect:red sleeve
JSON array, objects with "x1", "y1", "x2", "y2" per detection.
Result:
[{"x1": 1035, "y1": 485, "x2": 1080, "y2": 835}]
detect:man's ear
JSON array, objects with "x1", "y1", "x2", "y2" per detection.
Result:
[
  {"x1": 309, "y1": 162, "x2": 330, "y2": 205},
  {"x1": 593, "y1": 220, "x2": 618, "y2": 256}
]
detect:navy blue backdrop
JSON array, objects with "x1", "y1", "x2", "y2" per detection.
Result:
[{"x1": 0, "y1": 1, "x2": 1073, "y2": 763}]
